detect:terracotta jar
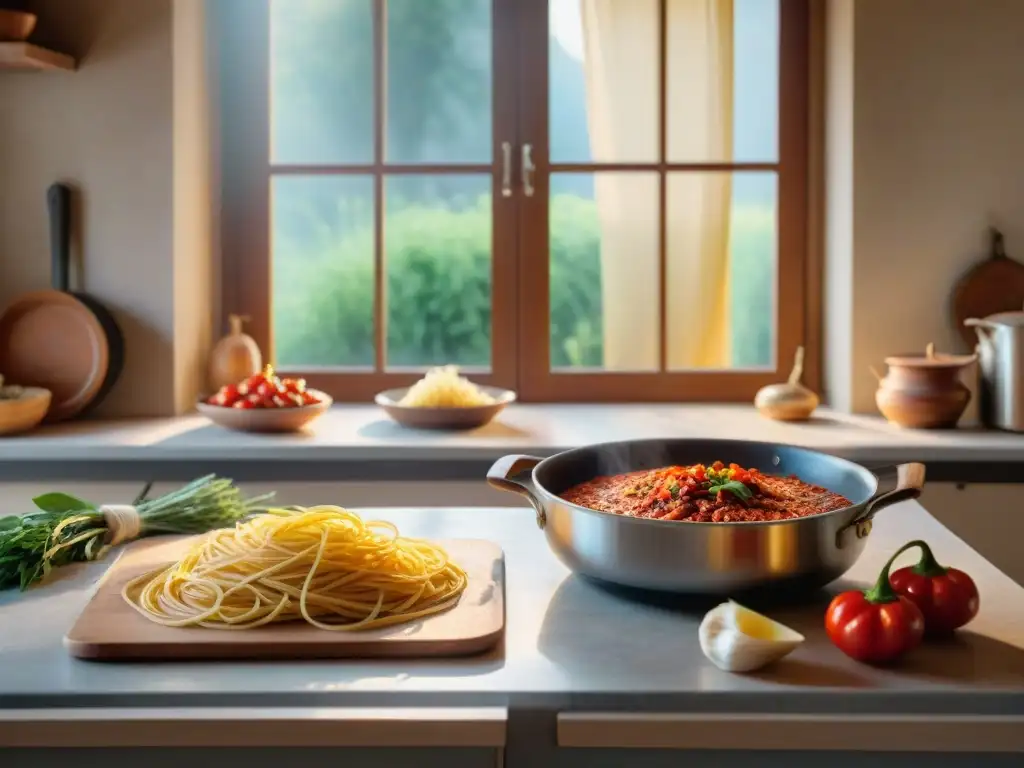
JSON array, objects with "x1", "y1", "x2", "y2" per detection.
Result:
[{"x1": 875, "y1": 344, "x2": 977, "y2": 429}]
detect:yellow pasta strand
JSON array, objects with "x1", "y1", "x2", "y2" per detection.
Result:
[{"x1": 121, "y1": 506, "x2": 468, "y2": 631}]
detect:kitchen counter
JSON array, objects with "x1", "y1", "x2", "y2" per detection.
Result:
[
  {"x1": 2, "y1": 404, "x2": 1024, "y2": 482},
  {"x1": 1, "y1": 503, "x2": 1022, "y2": 759}
]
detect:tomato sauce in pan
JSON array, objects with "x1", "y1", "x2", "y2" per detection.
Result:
[{"x1": 559, "y1": 461, "x2": 852, "y2": 523}]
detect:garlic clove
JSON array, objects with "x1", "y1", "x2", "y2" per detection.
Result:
[{"x1": 698, "y1": 601, "x2": 805, "y2": 673}]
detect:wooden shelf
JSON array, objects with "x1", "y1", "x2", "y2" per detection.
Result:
[{"x1": 0, "y1": 42, "x2": 75, "y2": 72}]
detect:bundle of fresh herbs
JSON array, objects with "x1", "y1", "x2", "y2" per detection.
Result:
[{"x1": 0, "y1": 474, "x2": 271, "y2": 590}]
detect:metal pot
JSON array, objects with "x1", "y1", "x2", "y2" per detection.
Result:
[
  {"x1": 487, "y1": 439, "x2": 925, "y2": 595},
  {"x1": 966, "y1": 312, "x2": 1024, "y2": 431}
]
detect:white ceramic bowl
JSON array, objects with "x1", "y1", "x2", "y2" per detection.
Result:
[{"x1": 375, "y1": 386, "x2": 516, "y2": 430}]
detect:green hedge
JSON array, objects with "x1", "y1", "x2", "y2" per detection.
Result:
[{"x1": 273, "y1": 195, "x2": 772, "y2": 370}]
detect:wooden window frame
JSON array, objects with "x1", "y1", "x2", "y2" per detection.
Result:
[{"x1": 215, "y1": 0, "x2": 813, "y2": 403}]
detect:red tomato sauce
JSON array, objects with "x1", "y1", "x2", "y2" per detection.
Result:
[{"x1": 559, "y1": 462, "x2": 852, "y2": 523}]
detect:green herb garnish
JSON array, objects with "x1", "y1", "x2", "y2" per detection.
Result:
[{"x1": 707, "y1": 479, "x2": 754, "y2": 502}]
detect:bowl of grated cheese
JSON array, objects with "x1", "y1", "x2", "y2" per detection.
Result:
[{"x1": 375, "y1": 366, "x2": 516, "y2": 430}]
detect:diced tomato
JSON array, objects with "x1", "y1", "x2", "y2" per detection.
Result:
[
  {"x1": 657, "y1": 488, "x2": 671, "y2": 501},
  {"x1": 284, "y1": 391, "x2": 305, "y2": 407},
  {"x1": 691, "y1": 466, "x2": 706, "y2": 482},
  {"x1": 255, "y1": 380, "x2": 278, "y2": 398},
  {"x1": 301, "y1": 391, "x2": 320, "y2": 406},
  {"x1": 232, "y1": 399, "x2": 255, "y2": 409},
  {"x1": 711, "y1": 461, "x2": 725, "y2": 471},
  {"x1": 239, "y1": 373, "x2": 266, "y2": 394},
  {"x1": 281, "y1": 377, "x2": 307, "y2": 394}
]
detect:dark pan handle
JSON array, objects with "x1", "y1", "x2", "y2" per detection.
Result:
[
  {"x1": 47, "y1": 183, "x2": 73, "y2": 293},
  {"x1": 486, "y1": 454, "x2": 547, "y2": 529},
  {"x1": 836, "y1": 462, "x2": 926, "y2": 548}
]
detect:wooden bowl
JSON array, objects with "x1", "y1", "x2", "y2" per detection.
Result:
[
  {"x1": 0, "y1": 10, "x2": 37, "y2": 42},
  {"x1": 196, "y1": 389, "x2": 332, "y2": 433},
  {"x1": 375, "y1": 387, "x2": 516, "y2": 430},
  {"x1": 0, "y1": 387, "x2": 52, "y2": 436}
]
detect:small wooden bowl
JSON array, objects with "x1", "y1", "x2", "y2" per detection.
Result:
[
  {"x1": 0, "y1": 387, "x2": 52, "y2": 436},
  {"x1": 196, "y1": 389, "x2": 332, "y2": 433},
  {"x1": 0, "y1": 10, "x2": 37, "y2": 42},
  {"x1": 375, "y1": 387, "x2": 515, "y2": 430}
]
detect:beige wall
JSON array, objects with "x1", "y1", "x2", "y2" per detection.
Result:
[
  {"x1": 825, "y1": 0, "x2": 1024, "y2": 413},
  {"x1": 0, "y1": 0, "x2": 211, "y2": 417},
  {"x1": 3, "y1": 1, "x2": 1024, "y2": 416}
]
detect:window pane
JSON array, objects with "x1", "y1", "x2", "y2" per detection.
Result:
[
  {"x1": 665, "y1": 172, "x2": 776, "y2": 370},
  {"x1": 667, "y1": 0, "x2": 779, "y2": 162},
  {"x1": 271, "y1": 0, "x2": 373, "y2": 164},
  {"x1": 385, "y1": 175, "x2": 492, "y2": 369},
  {"x1": 272, "y1": 176, "x2": 375, "y2": 368},
  {"x1": 548, "y1": 0, "x2": 659, "y2": 163},
  {"x1": 550, "y1": 173, "x2": 659, "y2": 371},
  {"x1": 386, "y1": 0, "x2": 492, "y2": 163}
]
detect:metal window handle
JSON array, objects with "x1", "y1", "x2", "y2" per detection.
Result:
[
  {"x1": 522, "y1": 143, "x2": 535, "y2": 197},
  {"x1": 500, "y1": 141, "x2": 513, "y2": 198}
]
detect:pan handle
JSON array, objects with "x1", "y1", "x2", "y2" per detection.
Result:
[
  {"x1": 836, "y1": 462, "x2": 926, "y2": 548},
  {"x1": 486, "y1": 454, "x2": 547, "y2": 529},
  {"x1": 47, "y1": 183, "x2": 73, "y2": 293}
]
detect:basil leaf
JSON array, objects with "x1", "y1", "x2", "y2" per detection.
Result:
[
  {"x1": 0, "y1": 516, "x2": 22, "y2": 532},
  {"x1": 709, "y1": 480, "x2": 753, "y2": 501},
  {"x1": 32, "y1": 492, "x2": 94, "y2": 515}
]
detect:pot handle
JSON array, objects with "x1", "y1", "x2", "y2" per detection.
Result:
[
  {"x1": 836, "y1": 462, "x2": 926, "y2": 548},
  {"x1": 486, "y1": 454, "x2": 547, "y2": 529}
]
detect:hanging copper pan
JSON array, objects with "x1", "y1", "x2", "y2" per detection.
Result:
[{"x1": 0, "y1": 184, "x2": 124, "y2": 422}]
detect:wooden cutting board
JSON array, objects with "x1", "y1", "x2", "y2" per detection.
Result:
[
  {"x1": 952, "y1": 229, "x2": 1024, "y2": 347},
  {"x1": 65, "y1": 536, "x2": 505, "y2": 661}
]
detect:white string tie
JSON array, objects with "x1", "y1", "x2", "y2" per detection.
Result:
[{"x1": 101, "y1": 504, "x2": 142, "y2": 547}]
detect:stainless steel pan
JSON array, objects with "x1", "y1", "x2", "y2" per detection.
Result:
[{"x1": 487, "y1": 439, "x2": 925, "y2": 595}]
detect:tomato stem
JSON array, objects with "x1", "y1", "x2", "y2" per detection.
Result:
[
  {"x1": 863, "y1": 546, "x2": 908, "y2": 604},
  {"x1": 901, "y1": 539, "x2": 948, "y2": 578}
]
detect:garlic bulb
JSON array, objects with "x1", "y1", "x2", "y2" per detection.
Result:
[
  {"x1": 698, "y1": 601, "x2": 804, "y2": 673},
  {"x1": 754, "y1": 346, "x2": 819, "y2": 421}
]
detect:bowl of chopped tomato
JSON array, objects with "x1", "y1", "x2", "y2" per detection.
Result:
[{"x1": 197, "y1": 365, "x2": 332, "y2": 433}]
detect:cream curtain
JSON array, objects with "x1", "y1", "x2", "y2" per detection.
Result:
[{"x1": 581, "y1": 0, "x2": 735, "y2": 371}]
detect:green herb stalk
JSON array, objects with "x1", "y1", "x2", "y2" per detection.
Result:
[{"x1": 0, "y1": 475, "x2": 272, "y2": 590}]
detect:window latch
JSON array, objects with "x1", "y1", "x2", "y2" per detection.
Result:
[
  {"x1": 501, "y1": 141, "x2": 513, "y2": 198},
  {"x1": 522, "y1": 143, "x2": 535, "y2": 197}
]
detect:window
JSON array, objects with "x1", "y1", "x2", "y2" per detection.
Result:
[{"x1": 215, "y1": 0, "x2": 810, "y2": 402}]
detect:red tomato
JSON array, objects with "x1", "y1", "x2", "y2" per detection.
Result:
[
  {"x1": 232, "y1": 399, "x2": 255, "y2": 409},
  {"x1": 711, "y1": 461, "x2": 725, "y2": 471},
  {"x1": 889, "y1": 541, "x2": 979, "y2": 635},
  {"x1": 826, "y1": 590, "x2": 924, "y2": 663},
  {"x1": 301, "y1": 391, "x2": 320, "y2": 406},
  {"x1": 282, "y1": 377, "x2": 307, "y2": 394}
]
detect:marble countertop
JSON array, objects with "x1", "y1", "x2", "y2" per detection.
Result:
[
  {"x1": 1, "y1": 503, "x2": 1022, "y2": 726},
  {"x1": 2, "y1": 404, "x2": 1024, "y2": 482}
]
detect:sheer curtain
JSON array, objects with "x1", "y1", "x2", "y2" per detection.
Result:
[{"x1": 581, "y1": 0, "x2": 735, "y2": 371}]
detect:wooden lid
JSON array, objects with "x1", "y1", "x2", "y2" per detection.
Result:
[
  {"x1": 0, "y1": 290, "x2": 109, "y2": 422},
  {"x1": 884, "y1": 342, "x2": 976, "y2": 369}
]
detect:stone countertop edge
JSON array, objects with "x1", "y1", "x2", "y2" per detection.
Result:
[
  {"x1": 0, "y1": 404, "x2": 1023, "y2": 483},
  {"x1": 0, "y1": 505, "x2": 1023, "y2": 751}
]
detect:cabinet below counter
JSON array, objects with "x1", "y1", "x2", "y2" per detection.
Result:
[{"x1": 2, "y1": 404, "x2": 1024, "y2": 483}]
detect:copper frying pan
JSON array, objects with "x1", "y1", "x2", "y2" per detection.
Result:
[{"x1": 0, "y1": 184, "x2": 125, "y2": 422}]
